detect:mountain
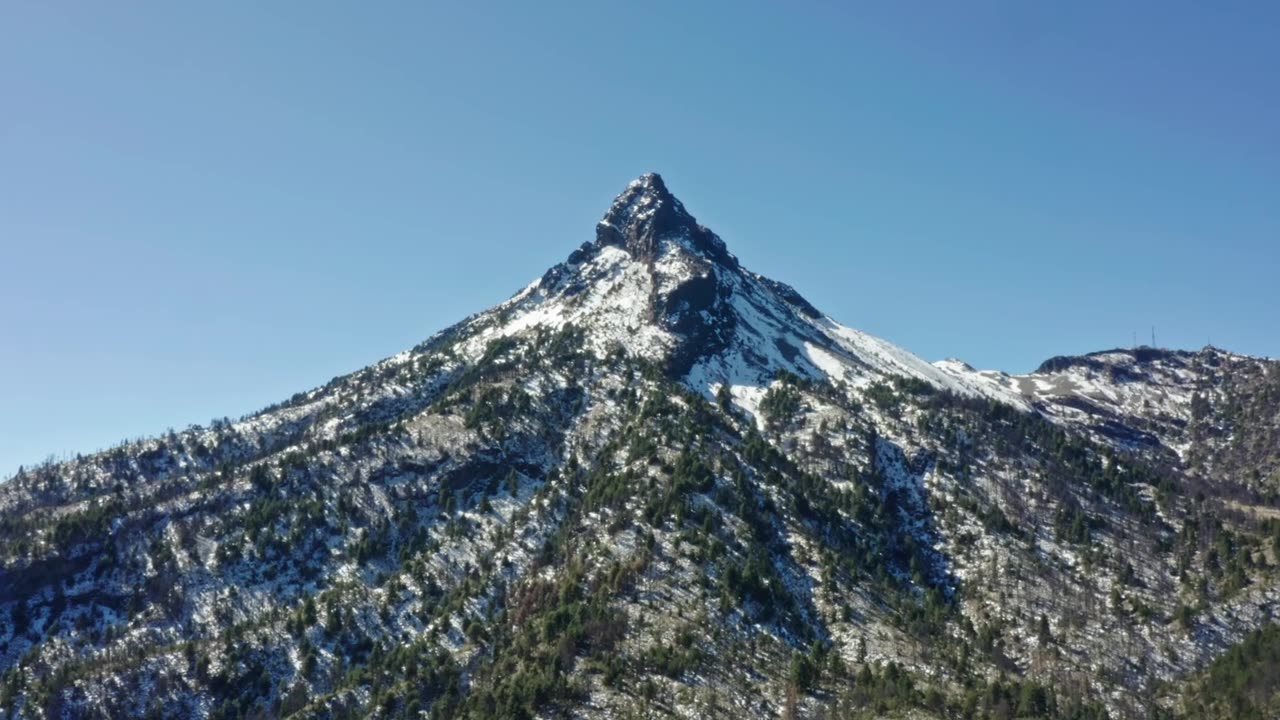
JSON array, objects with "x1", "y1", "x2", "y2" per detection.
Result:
[{"x1": 2, "y1": 174, "x2": 1278, "y2": 719}]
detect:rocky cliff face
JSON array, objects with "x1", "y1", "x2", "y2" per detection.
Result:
[{"x1": 1, "y1": 175, "x2": 1277, "y2": 719}]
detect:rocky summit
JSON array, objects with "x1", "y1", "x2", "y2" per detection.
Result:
[{"x1": 2, "y1": 175, "x2": 1279, "y2": 719}]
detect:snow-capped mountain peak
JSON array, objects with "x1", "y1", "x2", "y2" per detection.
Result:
[
  {"x1": 456, "y1": 174, "x2": 1023, "y2": 425},
  {"x1": 5, "y1": 174, "x2": 1278, "y2": 720}
]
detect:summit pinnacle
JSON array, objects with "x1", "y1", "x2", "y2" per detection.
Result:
[{"x1": 595, "y1": 173, "x2": 735, "y2": 267}]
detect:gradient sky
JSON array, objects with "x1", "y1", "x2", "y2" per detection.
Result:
[{"x1": 2, "y1": 2, "x2": 1277, "y2": 476}]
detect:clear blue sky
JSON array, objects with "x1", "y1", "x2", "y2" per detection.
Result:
[{"x1": 2, "y1": 2, "x2": 1277, "y2": 475}]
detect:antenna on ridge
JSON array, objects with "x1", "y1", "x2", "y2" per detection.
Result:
[{"x1": 1151, "y1": 326, "x2": 1156, "y2": 348}]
